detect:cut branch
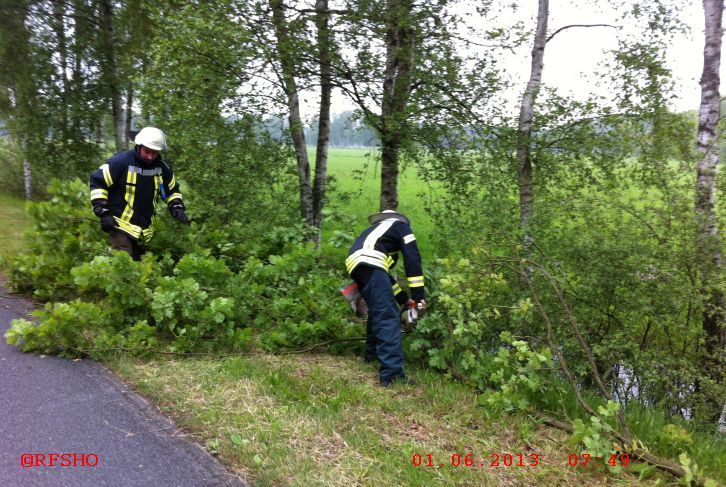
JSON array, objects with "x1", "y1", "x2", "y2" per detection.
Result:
[{"x1": 536, "y1": 414, "x2": 714, "y2": 486}]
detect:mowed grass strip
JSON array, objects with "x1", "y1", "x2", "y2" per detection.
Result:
[
  {"x1": 110, "y1": 352, "x2": 658, "y2": 487},
  {"x1": 0, "y1": 193, "x2": 31, "y2": 261}
]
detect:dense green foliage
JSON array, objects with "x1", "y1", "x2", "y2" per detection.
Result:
[
  {"x1": 5, "y1": 171, "x2": 725, "y2": 483},
  {"x1": 5, "y1": 179, "x2": 357, "y2": 356},
  {"x1": 1, "y1": 0, "x2": 724, "y2": 484}
]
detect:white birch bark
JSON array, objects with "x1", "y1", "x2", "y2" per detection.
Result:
[{"x1": 517, "y1": 0, "x2": 548, "y2": 258}]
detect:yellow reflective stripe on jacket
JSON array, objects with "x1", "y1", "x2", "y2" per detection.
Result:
[
  {"x1": 346, "y1": 220, "x2": 398, "y2": 275},
  {"x1": 392, "y1": 282, "x2": 402, "y2": 295},
  {"x1": 407, "y1": 276, "x2": 424, "y2": 288},
  {"x1": 121, "y1": 169, "x2": 137, "y2": 222},
  {"x1": 345, "y1": 249, "x2": 392, "y2": 274},
  {"x1": 141, "y1": 216, "x2": 155, "y2": 243},
  {"x1": 113, "y1": 217, "x2": 154, "y2": 243},
  {"x1": 114, "y1": 217, "x2": 142, "y2": 239},
  {"x1": 166, "y1": 193, "x2": 183, "y2": 203},
  {"x1": 90, "y1": 189, "x2": 108, "y2": 200},
  {"x1": 100, "y1": 164, "x2": 113, "y2": 186}
]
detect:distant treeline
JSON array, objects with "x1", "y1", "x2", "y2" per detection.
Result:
[{"x1": 262, "y1": 111, "x2": 378, "y2": 148}]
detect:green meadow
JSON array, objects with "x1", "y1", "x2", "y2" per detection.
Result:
[
  {"x1": 0, "y1": 192, "x2": 30, "y2": 262},
  {"x1": 314, "y1": 147, "x2": 443, "y2": 261}
]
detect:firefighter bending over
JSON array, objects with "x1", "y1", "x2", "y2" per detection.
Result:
[{"x1": 346, "y1": 210, "x2": 426, "y2": 387}]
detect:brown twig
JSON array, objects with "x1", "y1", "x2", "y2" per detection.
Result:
[
  {"x1": 546, "y1": 24, "x2": 618, "y2": 44},
  {"x1": 530, "y1": 261, "x2": 632, "y2": 442},
  {"x1": 525, "y1": 270, "x2": 598, "y2": 417},
  {"x1": 280, "y1": 337, "x2": 365, "y2": 354}
]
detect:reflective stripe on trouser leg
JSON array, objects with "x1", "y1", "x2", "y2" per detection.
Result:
[{"x1": 359, "y1": 269, "x2": 404, "y2": 382}]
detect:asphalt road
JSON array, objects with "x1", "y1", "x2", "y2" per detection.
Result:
[{"x1": 0, "y1": 284, "x2": 247, "y2": 487}]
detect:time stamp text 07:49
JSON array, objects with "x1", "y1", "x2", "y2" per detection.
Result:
[{"x1": 410, "y1": 452, "x2": 631, "y2": 470}]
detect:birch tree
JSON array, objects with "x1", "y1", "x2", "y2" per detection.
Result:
[
  {"x1": 694, "y1": 0, "x2": 725, "y2": 422},
  {"x1": 376, "y1": 0, "x2": 414, "y2": 210},
  {"x1": 516, "y1": 0, "x2": 548, "y2": 259},
  {"x1": 0, "y1": 0, "x2": 42, "y2": 198},
  {"x1": 339, "y1": 0, "x2": 482, "y2": 212},
  {"x1": 515, "y1": 0, "x2": 617, "y2": 260},
  {"x1": 268, "y1": 0, "x2": 337, "y2": 240}
]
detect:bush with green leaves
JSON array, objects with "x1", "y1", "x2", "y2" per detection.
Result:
[
  {"x1": 6, "y1": 300, "x2": 112, "y2": 357},
  {"x1": 569, "y1": 401, "x2": 622, "y2": 464},
  {"x1": 224, "y1": 244, "x2": 362, "y2": 351},
  {"x1": 407, "y1": 254, "x2": 512, "y2": 379},
  {"x1": 484, "y1": 331, "x2": 555, "y2": 412},
  {"x1": 6, "y1": 178, "x2": 108, "y2": 300},
  {"x1": 4, "y1": 179, "x2": 361, "y2": 356},
  {"x1": 6, "y1": 250, "x2": 253, "y2": 356},
  {"x1": 405, "y1": 253, "x2": 558, "y2": 414}
]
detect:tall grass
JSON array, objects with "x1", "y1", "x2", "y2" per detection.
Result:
[{"x1": 0, "y1": 193, "x2": 30, "y2": 263}]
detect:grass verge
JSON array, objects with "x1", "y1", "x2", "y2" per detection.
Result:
[
  {"x1": 0, "y1": 192, "x2": 31, "y2": 262},
  {"x1": 109, "y1": 352, "x2": 666, "y2": 486}
]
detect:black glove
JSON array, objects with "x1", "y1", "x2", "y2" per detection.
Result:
[
  {"x1": 168, "y1": 202, "x2": 190, "y2": 224},
  {"x1": 92, "y1": 202, "x2": 116, "y2": 232},
  {"x1": 100, "y1": 215, "x2": 116, "y2": 232}
]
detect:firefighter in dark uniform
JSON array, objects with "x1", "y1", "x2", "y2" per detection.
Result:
[
  {"x1": 346, "y1": 210, "x2": 426, "y2": 386},
  {"x1": 89, "y1": 127, "x2": 189, "y2": 260}
]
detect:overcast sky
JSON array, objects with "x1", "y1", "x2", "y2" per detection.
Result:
[
  {"x1": 530, "y1": 0, "x2": 709, "y2": 113},
  {"x1": 319, "y1": 0, "x2": 715, "y2": 119}
]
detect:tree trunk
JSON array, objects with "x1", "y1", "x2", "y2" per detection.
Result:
[
  {"x1": 23, "y1": 151, "x2": 32, "y2": 200},
  {"x1": 100, "y1": 0, "x2": 124, "y2": 152},
  {"x1": 270, "y1": 0, "x2": 314, "y2": 225},
  {"x1": 0, "y1": 2, "x2": 35, "y2": 200},
  {"x1": 379, "y1": 0, "x2": 414, "y2": 211},
  {"x1": 516, "y1": 0, "x2": 549, "y2": 260},
  {"x1": 71, "y1": 10, "x2": 83, "y2": 139},
  {"x1": 312, "y1": 0, "x2": 332, "y2": 246},
  {"x1": 4, "y1": 95, "x2": 32, "y2": 199},
  {"x1": 694, "y1": 0, "x2": 725, "y2": 424},
  {"x1": 52, "y1": 0, "x2": 69, "y2": 136},
  {"x1": 380, "y1": 141, "x2": 400, "y2": 210},
  {"x1": 141, "y1": 58, "x2": 150, "y2": 124},
  {"x1": 125, "y1": 82, "x2": 134, "y2": 147}
]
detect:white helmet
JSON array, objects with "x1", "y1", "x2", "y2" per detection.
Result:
[{"x1": 134, "y1": 127, "x2": 167, "y2": 151}]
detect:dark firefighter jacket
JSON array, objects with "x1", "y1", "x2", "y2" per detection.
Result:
[
  {"x1": 346, "y1": 218, "x2": 425, "y2": 301},
  {"x1": 89, "y1": 149, "x2": 182, "y2": 242}
]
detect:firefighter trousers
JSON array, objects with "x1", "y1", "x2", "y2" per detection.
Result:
[
  {"x1": 108, "y1": 230, "x2": 145, "y2": 261},
  {"x1": 357, "y1": 268, "x2": 405, "y2": 383}
]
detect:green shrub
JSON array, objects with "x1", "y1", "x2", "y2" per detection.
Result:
[{"x1": 6, "y1": 178, "x2": 107, "y2": 300}]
